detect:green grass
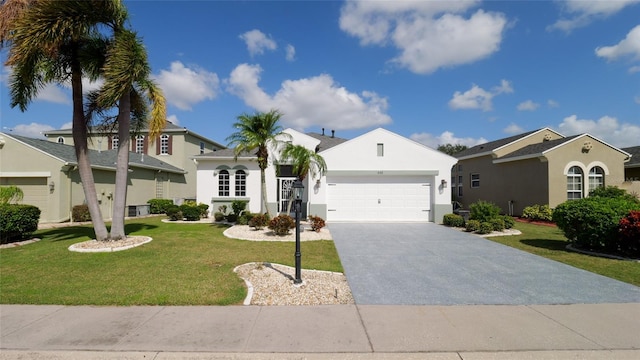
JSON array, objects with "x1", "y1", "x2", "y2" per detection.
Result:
[
  {"x1": 487, "y1": 222, "x2": 640, "y2": 287},
  {"x1": 0, "y1": 216, "x2": 342, "y2": 305}
]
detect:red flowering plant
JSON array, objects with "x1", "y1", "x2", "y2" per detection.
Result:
[{"x1": 618, "y1": 211, "x2": 640, "y2": 257}]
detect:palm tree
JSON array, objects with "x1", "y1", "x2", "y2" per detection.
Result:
[
  {"x1": 87, "y1": 28, "x2": 166, "y2": 240},
  {"x1": 226, "y1": 110, "x2": 291, "y2": 216},
  {"x1": 4, "y1": 0, "x2": 128, "y2": 241},
  {"x1": 279, "y1": 144, "x2": 327, "y2": 214}
]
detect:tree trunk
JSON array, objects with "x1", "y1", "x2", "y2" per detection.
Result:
[
  {"x1": 70, "y1": 59, "x2": 108, "y2": 241},
  {"x1": 109, "y1": 92, "x2": 131, "y2": 240},
  {"x1": 260, "y1": 168, "x2": 270, "y2": 216}
]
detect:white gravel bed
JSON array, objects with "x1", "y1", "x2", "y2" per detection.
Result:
[
  {"x1": 234, "y1": 262, "x2": 354, "y2": 306},
  {"x1": 68, "y1": 236, "x2": 152, "y2": 252},
  {"x1": 224, "y1": 224, "x2": 332, "y2": 241}
]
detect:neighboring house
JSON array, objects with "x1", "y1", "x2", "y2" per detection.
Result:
[
  {"x1": 0, "y1": 132, "x2": 185, "y2": 223},
  {"x1": 453, "y1": 128, "x2": 631, "y2": 216},
  {"x1": 194, "y1": 128, "x2": 457, "y2": 223},
  {"x1": 43, "y1": 122, "x2": 225, "y2": 201},
  {"x1": 620, "y1": 146, "x2": 640, "y2": 196}
]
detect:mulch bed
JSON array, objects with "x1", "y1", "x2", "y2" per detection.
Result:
[{"x1": 514, "y1": 217, "x2": 557, "y2": 227}]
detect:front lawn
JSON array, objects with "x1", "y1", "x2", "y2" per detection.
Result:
[
  {"x1": 0, "y1": 216, "x2": 342, "y2": 305},
  {"x1": 486, "y1": 222, "x2": 640, "y2": 287}
]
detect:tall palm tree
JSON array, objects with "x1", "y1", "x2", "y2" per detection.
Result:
[
  {"x1": 4, "y1": 0, "x2": 128, "y2": 241},
  {"x1": 87, "y1": 28, "x2": 166, "y2": 240},
  {"x1": 226, "y1": 110, "x2": 291, "y2": 216},
  {"x1": 279, "y1": 143, "x2": 327, "y2": 213}
]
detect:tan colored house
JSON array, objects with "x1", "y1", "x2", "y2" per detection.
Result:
[
  {"x1": 43, "y1": 122, "x2": 224, "y2": 201},
  {"x1": 452, "y1": 128, "x2": 632, "y2": 216},
  {"x1": 0, "y1": 132, "x2": 185, "y2": 223},
  {"x1": 620, "y1": 146, "x2": 640, "y2": 196}
]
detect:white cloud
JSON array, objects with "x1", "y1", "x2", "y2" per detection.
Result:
[
  {"x1": 167, "y1": 115, "x2": 180, "y2": 126},
  {"x1": 11, "y1": 123, "x2": 55, "y2": 138},
  {"x1": 557, "y1": 114, "x2": 640, "y2": 147},
  {"x1": 35, "y1": 84, "x2": 70, "y2": 105},
  {"x1": 595, "y1": 25, "x2": 640, "y2": 70},
  {"x1": 285, "y1": 44, "x2": 296, "y2": 62},
  {"x1": 635, "y1": 96, "x2": 640, "y2": 104},
  {"x1": 153, "y1": 61, "x2": 219, "y2": 111},
  {"x1": 517, "y1": 100, "x2": 540, "y2": 111},
  {"x1": 410, "y1": 130, "x2": 487, "y2": 149},
  {"x1": 629, "y1": 66, "x2": 640, "y2": 74},
  {"x1": 547, "y1": 99, "x2": 560, "y2": 108},
  {"x1": 548, "y1": 0, "x2": 640, "y2": 32},
  {"x1": 60, "y1": 122, "x2": 72, "y2": 130},
  {"x1": 504, "y1": 123, "x2": 524, "y2": 135},
  {"x1": 339, "y1": 0, "x2": 508, "y2": 74},
  {"x1": 227, "y1": 63, "x2": 392, "y2": 130},
  {"x1": 449, "y1": 79, "x2": 513, "y2": 111},
  {"x1": 239, "y1": 29, "x2": 277, "y2": 57}
]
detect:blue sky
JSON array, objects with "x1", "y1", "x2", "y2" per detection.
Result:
[{"x1": 1, "y1": 0, "x2": 639, "y2": 148}]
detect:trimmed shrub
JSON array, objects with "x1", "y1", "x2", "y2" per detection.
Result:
[
  {"x1": 197, "y1": 203, "x2": 209, "y2": 218},
  {"x1": 218, "y1": 205, "x2": 228, "y2": 215},
  {"x1": 268, "y1": 215, "x2": 295, "y2": 236},
  {"x1": 308, "y1": 215, "x2": 326, "y2": 232},
  {"x1": 147, "y1": 199, "x2": 174, "y2": 214},
  {"x1": 590, "y1": 186, "x2": 640, "y2": 203},
  {"x1": 0, "y1": 203, "x2": 41, "y2": 243},
  {"x1": 249, "y1": 213, "x2": 269, "y2": 230},
  {"x1": 213, "y1": 212, "x2": 225, "y2": 222},
  {"x1": 553, "y1": 196, "x2": 640, "y2": 253},
  {"x1": 165, "y1": 204, "x2": 182, "y2": 221},
  {"x1": 237, "y1": 212, "x2": 254, "y2": 225},
  {"x1": 231, "y1": 200, "x2": 247, "y2": 216},
  {"x1": 465, "y1": 219, "x2": 481, "y2": 232},
  {"x1": 477, "y1": 222, "x2": 493, "y2": 235},
  {"x1": 490, "y1": 217, "x2": 505, "y2": 232},
  {"x1": 469, "y1": 200, "x2": 501, "y2": 223},
  {"x1": 618, "y1": 211, "x2": 640, "y2": 257},
  {"x1": 443, "y1": 213, "x2": 465, "y2": 227},
  {"x1": 225, "y1": 214, "x2": 238, "y2": 223},
  {"x1": 72, "y1": 204, "x2": 91, "y2": 222},
  {"x1": 179, "y1": 204, "x2": 201, "y2": 221},
  {"x1": 502, "y1": 215, "x2": 515, "y2": 229},
  {"x1": 522, "y1": 204, "x2": 554, "y2": 222}
]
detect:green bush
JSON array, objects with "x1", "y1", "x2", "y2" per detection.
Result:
[
  {"x1": 231, "y1": 200, "x2": 247, "y2": 215},
  {"x1": 72, "y1": 204, "x2": 91, "y2": 222},
  {"x1": 477, "y1": 222, "x2": 493, "y2": 235},
  {"x1": 0, "y1": 204, "x2": 41, "y2": 243},
  {"x1": 590, "y1": 186, "x2": 640, "y2": 203},
  {"x1": 465, "y1": 219, "x2": 481, "y2": 232},
  {"x1": 165, "y1": 205, "x2": 182, "y2": 221},
  {"x1": 308, "y1": 215, "x2": 326, "y2": 232},
  {"x1": 443, "y1": 213, "x2": 465, "y2": 227},
  {"x1": 179, "y1": 204, "x2": 201, "y2": 221},
  {"x1": 0, "y1": 185, "x2": 24, "y2": 204},
  {"x1": 147, "y1": 199, "x2": 174, "y2": 214},
  {"x1": 237, "y1": 212, "x2": 254, "y2": 225},
  {"x1": 225, "y1": 214, "x2": 238, "y2": 223},
  {"x1": 268, "y1": 215, "x2": 295, "y2": 236},
  {"x1": 502, "y1": 215, "x2": 515, "y2": 229},
  {"x1": 197, "y1": 203, "x2": 209, "y2": 218},
  {"x1": 553, "y1": 197, "x2": 640, "y2": 253},
  {"x1": 213, "y1": 212, "x2": 225, "y2": 222},
  {"x1": 470, "y1": 200, "x2": 501, "y2": 222},
  {"x1": 249, "y1": 213, "x2": 269, "y2": 230},
  {"x1": 522, "y1": 204, "x2": 553, "y2": 221},
  {"x1": 490, "y1": 217, "x2": 505, "y2": 232}
]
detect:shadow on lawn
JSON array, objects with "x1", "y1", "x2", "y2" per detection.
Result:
[
  {"x1": 40, "y1": 222, "x2": 158, "y2": 242},
  {"x1": 521, "y1": 238, "x2": 569, "y2": 252}
]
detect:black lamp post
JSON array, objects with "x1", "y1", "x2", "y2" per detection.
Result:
[{"x1": 292, "y1": 179, "x2": 304, "y2": 284}]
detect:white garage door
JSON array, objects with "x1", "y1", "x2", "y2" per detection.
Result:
[
  {"x1": 0, "y1": 177, "x2": 49, "y2": 220},
  {"x1": 326, "y1": 176, "x2": 431, "y2": 222}
]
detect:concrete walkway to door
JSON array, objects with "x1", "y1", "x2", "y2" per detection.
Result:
[{"x1": 329, "y1": 223, "x2": 640, "y2": 305}]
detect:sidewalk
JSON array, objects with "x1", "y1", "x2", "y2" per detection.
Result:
[{"x1": 2, "y1": 303, "x2": 639, "y2": 359}]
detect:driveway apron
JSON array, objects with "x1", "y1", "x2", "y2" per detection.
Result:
[{"x1": 328, "y1": 223, "x2": 640, "y2": 305}]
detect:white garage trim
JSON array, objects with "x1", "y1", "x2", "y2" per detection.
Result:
[
  {"x1": 326, "y1": 175, "x2": 432, "y2": 222},
  {"x1": 327, "y1": 170, "x2": 439, "y2": 176},
  {"x1": 0, "y1": 171, "x2": 52, "y2": 177}
]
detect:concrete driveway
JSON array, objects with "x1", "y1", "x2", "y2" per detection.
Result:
[{"x1": 329, "y1": 223, "x2": 640, "y2": 305}]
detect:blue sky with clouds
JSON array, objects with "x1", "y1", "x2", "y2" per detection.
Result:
[{"x1": 1, "y1": 0, "x2": 639, "y2": 148}]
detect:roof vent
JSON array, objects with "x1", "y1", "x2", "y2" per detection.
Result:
[
  {"x1": 331, "y1": 130, "x2": 335, "y2": 138},
  {"x1": 543, "y1": 134, "x2": 553, "y2": 141},
  {"x1": 582, "y1": 141, "x2": 593, "y2": 152}
]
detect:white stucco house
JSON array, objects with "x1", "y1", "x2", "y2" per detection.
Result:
[{"x1": 193, "y1": 128, "x2": 457, "y2": 223}]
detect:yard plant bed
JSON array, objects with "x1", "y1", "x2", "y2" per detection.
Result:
[
  {"x1": 486, "y1": 222, "x2": 640, "y2": 287},
  {"x1": 0, "y1": 216, "x2": 342, "y2": 305}
]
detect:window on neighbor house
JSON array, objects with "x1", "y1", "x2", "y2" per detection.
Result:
[
  {"x1": 567, "y1": 166, "x2": 583, "y2": 200},
  {"x1": 235, "y1": 170, "x2": 246, "y2": 197},
  {"x1": 57, "y1": 137, "x2": 64, "y2": 144},
  {"x1": 112, "y1": 135, "x2": 119, "y2": 149},
  {"x1": 588, "y1": 166, "x2": 604, "y2": 193},
  {"x1": 377, "y1": 143, "x2": 384, "y2": 157},
  {"x1": 458, "y1": 184, "x2": 463, "y2": 197},
  {"x1": 471, "y1": 173, "x2": 480, "y2": 188},
  {"x1": 458, "y1": 164, "x2": 462, "y2": 171},
  {"x1": 160, "y1": 134, "x2": 169, "y2": 155},
  {"x1": 218, "y1": 170, "x2": 230, "y2": 196},
  {"x1": 136, "y1": 135, "x2": 145, "y2": 153},
  {"x1": 200, "y1": 142, "x2": 205, "y2": 155}
]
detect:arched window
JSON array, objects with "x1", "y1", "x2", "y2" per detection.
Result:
[
  {"x1": 218, "y1": 170, "x2": 230, "y2": 197},
  {"x1": 235, "y1": 170, "x2": 246, "y2": 196},
  {"x1": 567, "y1": 166, "x2": 583, "y2": 200},
  {"x1": 57, "y1": 137, "x2": 64, "y2": 144},
  {"x1": 588, "y1": 166, "x2": 605, "y2": 194},
  {"x1": 136, "y1": 135, "x2": 145, "y2": 153},
  {"x1": 112, "y1": 135, "x2": 119, "y2": 149},
  {"x1": 160, "y1": 134, "x2": 169, "y2": 155}
]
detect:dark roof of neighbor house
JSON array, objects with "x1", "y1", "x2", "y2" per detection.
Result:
[
  {"x1": 621, "y1": 146, "x2": 640, "y2": 167},
  {"x1": 5, "y1": 133, "x2": 185, "y2": 174},
  {"x1": 497, "y1": 135, "x2": 582, "y2": 161},
  {"x1": 197, "y1": 148, "x2": 255, "y2": 158},
  {"x1": 306, "y1": 132, "x2": 349, "y2": 152},
  {"x1": 454, "y1": 129, "x2": 542, "y2": 159}
]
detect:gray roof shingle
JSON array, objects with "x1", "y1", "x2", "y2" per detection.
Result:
[
  {"x1": 455, "y1": 129, "x2": 541, "y2": 159},
  {"x1": 498, "y1": 135, "x2": 581, "y2": 160},
  {"x1": 305, "y1": 132, "x2": 349, "y2": 152},
  {"x1": 622, "y1": 146, "x2": 640, "y2": 167}
]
